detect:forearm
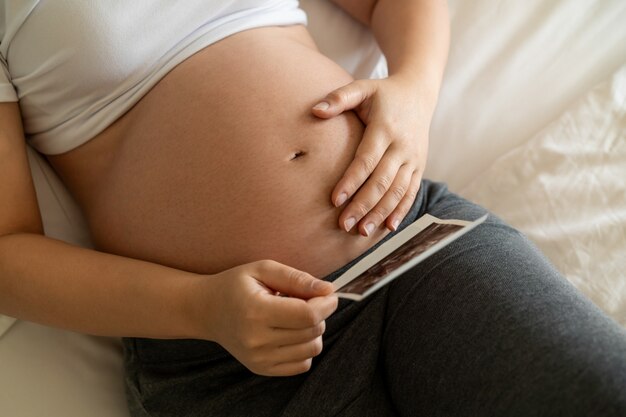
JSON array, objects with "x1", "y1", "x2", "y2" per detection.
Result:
[
  {"x1": 371, "y1": 0, "x2": 450, "y2": 103},
  {"x1": 0, "y1": 233, "x2": 202, "y2": 339}
]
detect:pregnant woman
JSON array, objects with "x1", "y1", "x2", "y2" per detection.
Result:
[{"x1": 1, "y1": 1, "x2": 625, "y2": 416}]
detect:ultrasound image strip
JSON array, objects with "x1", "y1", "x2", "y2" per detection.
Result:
[
  {"x1": 334, "y1": 214, "x2": 487, "y2": 301},
  {"x1": 337, "y1": 223, "x2": 462, "y2": 295}
]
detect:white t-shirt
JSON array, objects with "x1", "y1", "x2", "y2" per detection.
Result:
[{"x1": 0, "y1": 0, "x2": 306, "y2": 155}]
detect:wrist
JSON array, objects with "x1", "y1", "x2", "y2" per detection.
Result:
[
  {"x1": 175, "y1": 272, "x2": 218, "y2": 341},
  {"x1": 172, "y1": 272, "x2": 211, "y2": 340},
  {"x1": 390, "y1": 69, "x2": 441, "y2": 107}
]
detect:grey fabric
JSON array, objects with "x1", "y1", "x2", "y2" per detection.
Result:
[{"x1": 122, "y1": 180, "x2": 626, "y2": 417}]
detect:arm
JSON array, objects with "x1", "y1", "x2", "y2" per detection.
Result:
[
  {"x1": 0, "y1": 233, "x2": 202, "y2": 339},
  {"x1": 315, "y1": 0, "x2": 449, "y2": 234},
  {"x1": 0, "y1": 102, "x2": 204, "y2": 338},
  {"x1": 334, "y1": 0, "x2": 449, "y2": 98},
  {"x1": 0, "y1": 102, "x2": 336, "y2": 375}
]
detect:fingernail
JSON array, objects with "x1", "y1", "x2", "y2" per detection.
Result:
[
  {"x1": 335, "y1": 192, "x2": 348, "y2": 207},
  {"x1": 364, "y1": 223, "x2": 375, "y2": 236},
  {"x1": 392, "y1": 219, "x2": 400, "y2": 231},
  {"x1": 313, "y1": 280, "x2": 331, "y2": 292},
  {"x1": 344, "y1": 217, "x2": 356, "y2": 232},
  {"x1": 313, "y1": 101, "x2": 330, "y2": 111}
]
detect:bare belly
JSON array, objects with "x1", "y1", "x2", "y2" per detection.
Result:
[{"x1": 49, "y1": 26, "x2": 389, "y2": 277}]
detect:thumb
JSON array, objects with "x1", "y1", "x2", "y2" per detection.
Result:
[
  {"x1": 253, "y1": 260, "x2": 334, "y2": 299},
  {"x1": 312, "y1": 80, "x2": 372, "y2": 119}
]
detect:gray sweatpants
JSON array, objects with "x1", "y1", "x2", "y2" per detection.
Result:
[{"x1": 123, "y1": 180, "x2": 626, "y2": 417}]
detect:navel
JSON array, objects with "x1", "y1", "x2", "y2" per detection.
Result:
[{"x1": 290, "y1": 150, "x2": 307, "y2": 161}]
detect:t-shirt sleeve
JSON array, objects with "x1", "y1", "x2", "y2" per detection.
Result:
[{"x1": 0, "y1": 56, "x2": 18, "y2": 102}]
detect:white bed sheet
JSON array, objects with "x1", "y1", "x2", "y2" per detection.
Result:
[
  {"x1": 462, "y1": 65, "x2": 626, "y2": 326},
  {"x1": 428, "y1": 0, "x2": 626, "y2": 191},
  {"x1": 1, "y1": 1, "x2": 625, "y2": 416}
]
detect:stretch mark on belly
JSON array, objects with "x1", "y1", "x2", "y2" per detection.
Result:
[{"x1": 291, "y1": 150, "x2": 307, "y2": 160}]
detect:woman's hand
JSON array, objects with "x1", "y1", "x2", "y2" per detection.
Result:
[
  {"x1": 312, "y1": 75, "x2": 434, "y2": 236},
  {"x1": 192, "y1": 260, "x2": 338, "y2": 377}
]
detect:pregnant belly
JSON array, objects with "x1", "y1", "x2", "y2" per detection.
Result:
[{"x1": 49, "y1": 26, "x2": 389, "y2": 277}]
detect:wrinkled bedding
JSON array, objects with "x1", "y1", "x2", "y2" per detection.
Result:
[{"x1": 462, "y1": 65, "x2": 626, "y2": 326}]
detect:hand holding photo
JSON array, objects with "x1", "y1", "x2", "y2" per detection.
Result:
[{"x1": 333, "y1": 214, "x2": 488, "y2": 301}]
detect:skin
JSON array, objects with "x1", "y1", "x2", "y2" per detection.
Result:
[{"x1": 0, "y1": 0, "x2": 449, "y2": 377}]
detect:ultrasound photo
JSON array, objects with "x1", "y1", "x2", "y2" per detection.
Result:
[
  {"x1": 336, "y1": 223, "x2": 462, "y2": 296},
  {"x1": 333, "y1": 214, "x2": 487, "y2": 300}
]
